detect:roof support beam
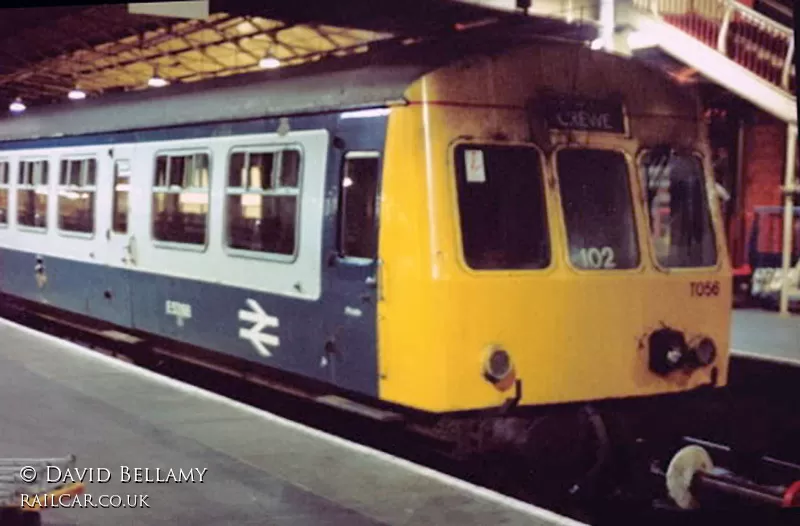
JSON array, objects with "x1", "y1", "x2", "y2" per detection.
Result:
[{"x1": 0, "y1": 6, "x2": 392, "y2": 106}]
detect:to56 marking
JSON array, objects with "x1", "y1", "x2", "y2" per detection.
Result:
[{"x1": 689, "y1": 280, "x2": 720, "y2": 297}]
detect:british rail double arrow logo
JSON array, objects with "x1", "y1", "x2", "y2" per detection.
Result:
[{"x1": 238, "y1": 299, "x2": 280, "y2": 357}]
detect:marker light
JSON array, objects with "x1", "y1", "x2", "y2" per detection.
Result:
[
  {"x1": 9, "y1": 98, "x2": 25, "y2": 113},
  {"x1": 259, "y1": 57, "x2": 281, "y2": 69},
  {"x1": 692, "y1": 338, "x2": 717, "y2": 366},
  {"x1": 483, "y1": 346, "x2": 516, "y2": 392},
  {"x1": 148, "y1": 75, "x2": 169, "y2": 88},
  {"x1": 68, "y1": 89, "x2": 86, "y2": 100}
]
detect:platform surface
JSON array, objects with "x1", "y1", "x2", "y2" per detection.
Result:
[
  {"x1": 0, "y1": 319, "x2": 578, "y2": 526},
  {"x1": 731, "y1": 309, "x2": 800, "y2": 364}
]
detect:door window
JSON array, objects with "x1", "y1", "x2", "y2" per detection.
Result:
[
  {"x1": 339, "y1": 153, "x2": 379, "y2": 259},
  {"x1": 112, "y1": 160, "x2": 131, "y2": 234}
]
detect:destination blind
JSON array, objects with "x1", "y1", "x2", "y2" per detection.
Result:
[{"x1": 542, "y1": 96, "x2": 626, "y2": 134}]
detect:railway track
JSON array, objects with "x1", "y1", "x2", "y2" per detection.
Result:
[{"x1": 2, "y1": 304, "x2": 798, "y2": 522}]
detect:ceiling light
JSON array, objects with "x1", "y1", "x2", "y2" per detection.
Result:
[
  {"x1": 68, "y1": 89, "x2": 86, "y2": 100},
  {"x1": 148, "y1": 75, "x2": 169, "y2": 88},
  {"x1": 9, "y1": 98, "x2": 25, "y2": 113},
  {"x1": 259, "y1": 57, "x2": 281, "y2": 69},
  {"x1": 236, "y1": 21, "x2": 255, "y2": 34}
]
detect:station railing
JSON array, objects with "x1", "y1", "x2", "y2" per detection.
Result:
[{"x1": 632, "y1": 0, "x2": 795, "y2": 95}]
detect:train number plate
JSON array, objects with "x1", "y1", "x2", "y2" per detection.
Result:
[{"x1": 689, "y1": 280, "x2": 720, "y2": 297}]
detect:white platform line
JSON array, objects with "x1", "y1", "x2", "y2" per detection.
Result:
[
  {"x1": 730, "y1": 348, "x2": 800, "y2": 368},
  {"x1": 0, "y1": 317, "x2": 587, "y2": 526}
]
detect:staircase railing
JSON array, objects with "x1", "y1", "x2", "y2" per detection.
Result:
[{"x1": 633, "y1": 0, "x2": 795, "y2": 95}]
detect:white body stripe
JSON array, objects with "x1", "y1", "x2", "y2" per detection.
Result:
[{"x1": 0, "y1": 130, "x2": 329, "y2": 300}]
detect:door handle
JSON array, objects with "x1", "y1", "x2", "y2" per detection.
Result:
[
  {"x1": 376, "y1": 258, "x2": 385, "y2": 301},
  {"x1": 126, "y1": 235, "x2": 137, "y2": 266},
  {"x1": 326, "y1": 251, "x2": 339, "y2": 267},
  {"x1": 365, "y1": 260, "x2": 385, "y2": 299}
]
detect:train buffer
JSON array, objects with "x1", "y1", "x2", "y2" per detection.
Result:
[
  {"x1": 0, "y1": 456, "x2": 85, "y2": 526},
  {"x1": 663, "y1": 443, "x2": 800, "y2": 510}
]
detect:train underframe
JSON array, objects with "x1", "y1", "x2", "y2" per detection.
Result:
[{"x1": 424, "y1": 386, "x2": 800, "y2": 512}]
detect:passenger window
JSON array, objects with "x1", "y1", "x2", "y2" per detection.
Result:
[
  {"x1": 339, "y1": 153, "x2": 379, "y2": 259},
  {"x1": 556, "y1": 149, "x2": 639, "y2": 270},
  {"x1": 0, "y1": 160, "x2": 9, "y2": 226},
  {"x1": 112, "y1": 160, "x2": 131, "y2": 234},
  {"x1": 152, "y1": 152, "x2": 210, "y2": 246},
  {"x1": 226, "y1": 149, "x2": 301, "y2": 256},
  {"x1": 17, "y1": 160, "x2": 49, "y2": 229},
  {"x1": 58, "y1": 158, "x2": 97, "y2": 234}
]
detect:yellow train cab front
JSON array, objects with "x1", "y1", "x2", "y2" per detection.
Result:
[{"x1": 376, "y1": 41, "x2": 731, "y2": 413}]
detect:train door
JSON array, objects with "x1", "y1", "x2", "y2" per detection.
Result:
[
  {"x1": 91, "y1": 148, "x2": 135, "y2": 327},
  {"x1": 107, "y1": 154, "x2": 135, "y2": 267},
  {"x1": 324, "y1": 150, "x2": 383, "y2": 394}
]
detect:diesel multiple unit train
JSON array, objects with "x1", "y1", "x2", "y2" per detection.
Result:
[{"x1": 0, "y1": 27, "x2": 732, "y2": 504}]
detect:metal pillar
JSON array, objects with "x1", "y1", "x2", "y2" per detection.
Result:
[
  {"x1": 779, "y1": 123, "x2": 797, "y2": 316},
  {"x1": 735, "y1": 117, "x2": 747, "y2": 267},
  {"x1": 600, "y1": 0, "x2": 615, "y2": 51}
]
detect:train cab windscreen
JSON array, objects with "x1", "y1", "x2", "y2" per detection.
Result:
[
  {"x1": 640, "y1": 151, "x2": 717, "y2": 268},
  {"x1": 556, "y1": 149, "x2": 639, "y2": 270},
  {"x1": 454, "y1": 144, "x2": 549, "y2": 270}
]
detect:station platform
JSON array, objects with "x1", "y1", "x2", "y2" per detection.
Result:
[
  {"x1": 0, "y1": 318, "x2": 581, "y2": 526},
  {"x1": 731, "y1": 309, "x2": 800, "y2": 365}
]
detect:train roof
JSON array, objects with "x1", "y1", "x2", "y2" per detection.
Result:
[{"x1": 0, "y1": 17, "x2": 596, "y2": 143}]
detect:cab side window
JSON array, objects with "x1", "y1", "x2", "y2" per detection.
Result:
[{"x1": 338, "y1": 153, "x2": 379, "y2": 259}]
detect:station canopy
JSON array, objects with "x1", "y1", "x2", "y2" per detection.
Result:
[
  {"x1": 0, "y1": 0, "x2": 592, "y2": 108},
  {"x1": 16, "y1": 1, "x2": 785, "y2": 112}
]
